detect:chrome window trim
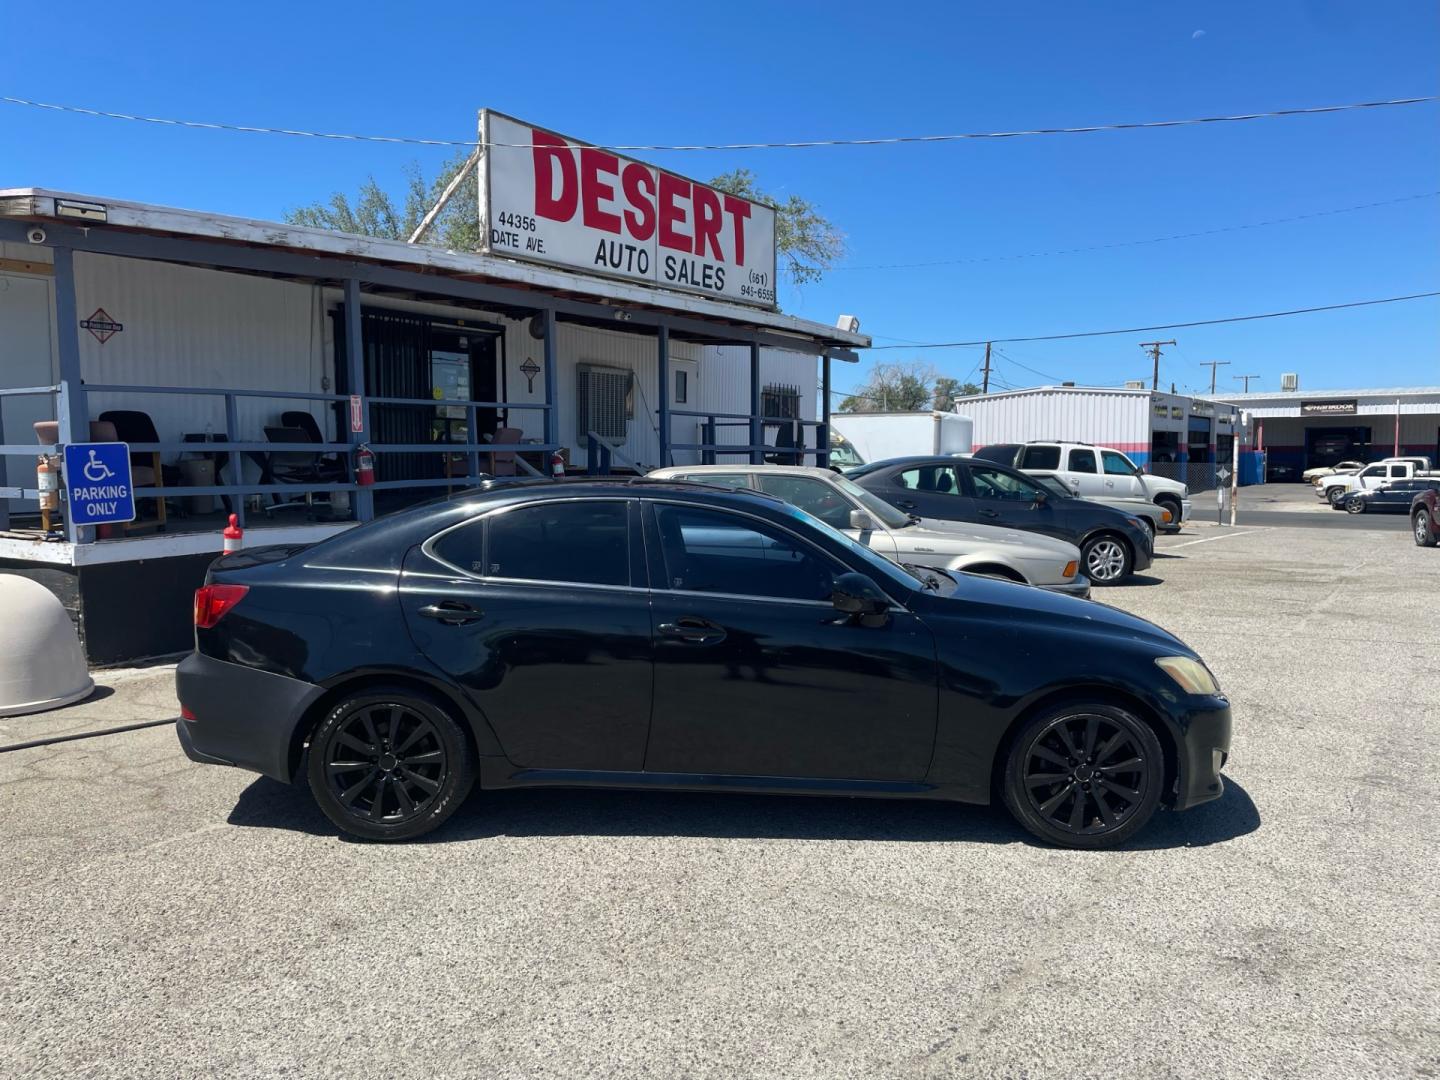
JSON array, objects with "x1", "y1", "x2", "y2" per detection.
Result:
[{"x1": 421, "y1": 496, "x2": 636, "y2": 588}]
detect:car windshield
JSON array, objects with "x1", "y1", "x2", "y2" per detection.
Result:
[
  {"x1": 829, "y1": 473, "x2": 914, "y2": 529},
  {"x1": 1029, "y1": 473, "x2": 1075, "y2": 498},
  {"x1": 777, "y1": 502, "x2": 927, "y2": 594}
]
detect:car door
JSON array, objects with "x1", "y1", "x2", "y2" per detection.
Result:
[
  {"x1": 965, "y1": 463, "x2": 1070, "y2": 541},
  {"x1": 398, "y1": 497, "x2": 654, "y2": 771},
  {"x1": 641, "y1": 501, "x2": 938, "y2": 780},
  {"x1": 752, "y1": 472, "x2": 902, "y2": 561},
  {"x1": 885, "y1": 463, "x2": 976, "y2": 522},
  {"x1": 1101, "y1": 450, "x2": 1146, "y2": 498},
  {"x1": 1376, "y1": 481, "x2": 1416, "y2": 511},
  {"x1": 1356, "y1": 464, "x2": 1388, "y2": 490},
  {"x1": 1066, "y1": 448, "x2": 1104, "y2": 498}
]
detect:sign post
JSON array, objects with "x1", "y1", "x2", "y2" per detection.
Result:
[{"x1": 62, "y1": 442, "x2": 136, "y2": 528}]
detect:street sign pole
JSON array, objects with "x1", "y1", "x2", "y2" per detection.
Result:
[
  {"x1": 1230, "y1": 428, "x2": 1241, "y2": 527},
  {"x1": 1216, "y1": 463, "x2": 1232, "y2": 525}
]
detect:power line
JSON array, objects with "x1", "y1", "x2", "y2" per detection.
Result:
[
  {"x1": 833, "y1": 191, "x2": 1440, "y2": 271},
  {"x1": 1, "y1": 94, "x2": 1435, "y2": 151},
  {"x1": 869, "y1": 290, "x2": 1440, "y2": 350},
  {"x1": 993, "y1": 348, "x2": 1063, "y2": 383}
]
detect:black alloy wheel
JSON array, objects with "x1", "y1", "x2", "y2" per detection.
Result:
[
  {"x1": 1002, "y1": 703, "x2": 1164, "y2": 849},
  {"x1": 1080, "y1": 534, "x2": 1133, "y2": 585},
  {"x1": 307, "y1": 687, "x2": 475, "y2": 841},
  {"x1": 1416, "y1": 509, "x2": 1437, "y2": 547}
]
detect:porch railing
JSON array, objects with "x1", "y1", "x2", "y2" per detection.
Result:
[
  {"x1": 0, "y1": 381, "x2": 557, "y2": 541},
  {"x1": 667, "y1": 410, "x2": 830, "y2": 468}
]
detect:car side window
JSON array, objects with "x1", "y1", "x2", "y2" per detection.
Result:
[
  {"x1": 432, "y1": 500, "x2": 630, "y2": 586},
  {"x1": 1361, "y1": 465, "x2": 1384, "y2": 478},
  {"x1": 1389, "y1": 465, "x2": 1408, "y2": 478},
  {"x1": 971, "y1": 465, "x2": 1044, "y2": 501},
  {"x1": 755, "y1": 474, "x2": 853, "y2": 530},
  {"x1": 1069, "y1": 449, "x2": 1098, "y2": 474},
  {"x1": 1101, "y1": 451, "x2": 1135, "y2": 476},
  {"x1": 896, "y1": 466, "x2": 960, "y2": 496},
  {"x1": 653, "y1": 505, "x2": 837, "y2": 602},
  {"x1": 1020, "y1": 445, "x2": 1061, "y2": 470}
]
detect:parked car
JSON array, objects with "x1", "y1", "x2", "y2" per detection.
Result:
[
  {"x1": 1304, "y1": 460, "x2": 1365, "y2": 484},
  {"x1": 647, "y1": 464, "x2": 1088, "y2": 595},
  {"x1": 176, "y1": 476, "x2": 1232, "y2": 848},
  {"x1": 829, "y1": 411, "x2": 972, "y2": 464},
  {"x1": 1342, "y1": 478, "x2": 1440, "y2": 514},
  {"x1": 1318, "y1": 460, "x2": 1434, "y2": 506},
  {"x1": 972, "y1": 442, "x2": 1191, "y2": 532},
  {"x1": 1413, "y1": 485, "x2": 1440, "y2": 547},
  {"x1": 847, "y1": 456, "x2": 1153, "y2": 585}
]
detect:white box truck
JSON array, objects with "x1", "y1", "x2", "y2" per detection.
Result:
[{"x1": 829, "y1": 412, "x2": 973, "y2": 469}]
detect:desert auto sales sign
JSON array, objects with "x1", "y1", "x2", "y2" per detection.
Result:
[{"x1": 480, "y1": 111, "x2": 778, "y2": 309}]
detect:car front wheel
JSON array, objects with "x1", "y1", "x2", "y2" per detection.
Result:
[
  {"x1": 1327, "y1": 487, "x2": 1347, "y2": 507},
  {"x1": 1345, "y1": 497, "x2": 1366, "y2": 515},
  {"x1": 1416, "y1": 509, "x2": 1437, "y2": 547},
  {"x1": 1155, "y1": 496, "x2": 1182, "y2": 531},
  {"x1": 1002, "y1": 703, "x2": 1164, "y2": 849},
  {"x1": 1080, "y1": 534, "x2": 1133, "y2": 585},
  {"x1": 307, "y1": 686, "x2": 475, "y2": 841}
]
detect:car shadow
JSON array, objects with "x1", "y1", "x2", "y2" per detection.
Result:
[
  {"x1": 226, "y1": 775, "x2": 1260, "y2": 851},
  {"x1": 1106, "y1": 573, "x2": 1164, "y2": 587}
]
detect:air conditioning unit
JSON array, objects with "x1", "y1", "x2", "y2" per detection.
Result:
[
  {"x1": 1124, "y1": 380, "x2": 1147, "y2": 390},
  {"x1": 1280, "y1": 373, "x2": 1299, "y2": 392},
  {"x1": 576, "y1": 364, "x2": 633, "y2": 441}
]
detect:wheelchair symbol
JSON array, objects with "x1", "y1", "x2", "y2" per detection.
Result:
[{"x1": 82, "y1": 450, "x2": 116, "y2": 483}]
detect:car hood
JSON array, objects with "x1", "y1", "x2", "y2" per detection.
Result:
[
  {"x1": 930, "y1": 573, "x2": 1191, "y2": 653},
  {"x1": 897, "y1": 516, "x2": 1079, "y2": 559}
]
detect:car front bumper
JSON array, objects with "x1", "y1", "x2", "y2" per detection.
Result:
[
  {"x1": 1172, "y1": 697, "x2": 1233, "y2": 810},
  {"x1": 175, "y1": 651, "x2": 325, "y2": 783}
]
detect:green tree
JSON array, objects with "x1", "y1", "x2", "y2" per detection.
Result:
[
  {"x1": 285, "y1": 161, "x2": 842, "y2": 286},
  {"x1": 932, "y1": 377, "x2": 982, "y2": 410},
  {"x1": 839, "y1": 361, "x2": 936, "y2": 412}
]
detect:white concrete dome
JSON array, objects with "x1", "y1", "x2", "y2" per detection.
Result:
[{"x1": 0, "y1": 574, "x2": 94, "y2": 717}]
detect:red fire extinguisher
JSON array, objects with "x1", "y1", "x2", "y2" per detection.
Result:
[
  {"x1": 36, "y1": 454, "x2": 60, "y2": 532},
  {"x1": 550, "y1": 450, "x2": 565, "y2": 477},
  {"x1": 223, "y1": 513, "x2": 244, "y2": 554},
  {"x1": 355, "y1": 443, "x2": 376, "y2": 487}
]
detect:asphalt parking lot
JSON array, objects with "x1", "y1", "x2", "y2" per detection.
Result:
[{"x1": 3, "y1": 521, "x2": 1438, "y2": 1079}]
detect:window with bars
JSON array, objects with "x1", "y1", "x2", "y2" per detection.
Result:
[
  {"x1": 576, "y1": 364, "x2": 633, "y2": 441},
  {"x1": 762, "y1": 383, "x2": 801, "y2": 422}
]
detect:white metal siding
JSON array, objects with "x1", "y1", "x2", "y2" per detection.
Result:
[{"x1": 960, "y1": 388, "x2": 1150, "y2": 452}]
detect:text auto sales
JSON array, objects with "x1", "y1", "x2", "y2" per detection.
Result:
[{"x1": 491, "y1": 130, "x2": 764, "y2": 298}]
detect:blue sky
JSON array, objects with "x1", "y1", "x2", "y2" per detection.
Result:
[{"x1": 2, "y1": 0, "x2": 1436, "y2": 398}]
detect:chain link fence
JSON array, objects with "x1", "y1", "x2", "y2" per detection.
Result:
[{"x1": 1146, "y1": 462, "x2": 1218, "y2": 492}]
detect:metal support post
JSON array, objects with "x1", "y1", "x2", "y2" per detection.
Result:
[
  {"x1": 657, "y1": 324, "x2": 670, "y2": 467},
  {"x1": 542, "y1": 308, "x2": 558, "y2": 474},
  {"x1": 52, "y1": 247, "x2": 91, "y2": 543},
  {"x1": 343, "y1": 278, "x2": 374, "y2": 521},
  {"x1": 819, "y1": 355, "x2": 832, "y2": 466},
  {"x1": 749, "y1": 343, "x2": 762, "y2": 465},
  {"x1": 224, "y1": 391, "x2": 244, "y2": 526}
]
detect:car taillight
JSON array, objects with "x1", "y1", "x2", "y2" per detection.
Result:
[
  {"x1": 194, "y1": 584, "x2": 249, "y2": 628},
  {"x1": 1063, "y1": 561, "x2": 1078, "y2": 579}
]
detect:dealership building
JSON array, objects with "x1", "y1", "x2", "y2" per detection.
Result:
[
  {"x1": 0, "y1": 111, "x2": 867, "y2": 662},
  {"x1": 1212, "y1": 386, "x2": 1440, "y2": 480}
]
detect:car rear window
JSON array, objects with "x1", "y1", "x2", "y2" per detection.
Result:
[{"x1": 432, "y1": 500, "x2": 630, "y2": 586}]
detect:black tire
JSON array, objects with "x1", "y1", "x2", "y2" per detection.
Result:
[
  {"x1": 1080, "y1": 533, "x2": 1133, "y2": 586},
  {"x1": 1416, "y1": 508, "x2": 1438, "y2": 547},
  {"x1": 1155, "y1": 496, "x2": 1182, "y2": 532},
  {"x1": 1326, "y1": 486, "x2": 1347, "y2": 507},
  {"x1": 1345, "y1": 496, "x2": 1366, "y2": 515},
  {"x1": 307, "y1": 686, "x2": 475, "y2": 841},
  {"x1": 1002, "y1": 702, "x2": 1165, "y2": 849}
]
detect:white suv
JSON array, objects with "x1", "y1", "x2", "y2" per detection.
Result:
[{"x1": 973, "y1": 442, "x2": 1191, "y2": 531}]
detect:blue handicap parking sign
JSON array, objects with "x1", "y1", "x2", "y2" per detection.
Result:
[{"x1": 63, "y1": 442, "x2": 137, "y2": 526}]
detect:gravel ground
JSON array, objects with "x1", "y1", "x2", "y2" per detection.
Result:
[{"x1": 2, "y1": 522, "x2": 1437, "y2": 1079}]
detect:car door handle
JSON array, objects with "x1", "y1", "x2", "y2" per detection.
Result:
[
  {"x1": 418, "y1": 602, "x2": 484, "y2": 625},
  {"x1": 895, "y1": 499, "x2": 917, "y2": 510},
  {"x1": 978, "y1": 508, "x2": 1000, "y2": 518},
  {"x1": 658, "y1": 618, "x2": 727, "y2": 645}
]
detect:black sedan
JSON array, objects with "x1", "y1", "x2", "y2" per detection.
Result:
[
  {"x1": 1343, "y1": 478, "x2": 1440, "y2": 514},
  {"x1": 176, "y1": 478, "x2": 1230, "y2": 849},
  {"x1": 849, "y1": 456, "x2": 1154, "y2": 585}
]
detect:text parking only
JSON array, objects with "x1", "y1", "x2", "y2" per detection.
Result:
[{"x1": 63, "y1": 442, "x2": 136, "y2": 525}]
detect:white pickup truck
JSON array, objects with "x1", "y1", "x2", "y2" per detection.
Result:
[{"x1": 1317, "y1": 457, "x2": 1434, "y2": 506}]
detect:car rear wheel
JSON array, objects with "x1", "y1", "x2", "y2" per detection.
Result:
[
  {"x1": 1416, "y1": 509, "x2": 1437, "y2": 547},
  {"x1": 1002, "y1": 703, "x2": 1164, "y2": 849},
  {"x1": 307, "y1": 687, "x2": 475, "y2": 841},
  {"x1": 1080, "y1": 534, "x2": 1132, "y2": 585}
]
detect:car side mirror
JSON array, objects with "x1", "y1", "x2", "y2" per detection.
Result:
[
  {"x1": 830, "y1": 572, "x2": 890, "y2": 626},
  {"x1": 848, "y1": 509, "x2": 876, "y2": 531},
  {"x1": 1031, "y1": 490, "x2": 1047, "y2": 508}
]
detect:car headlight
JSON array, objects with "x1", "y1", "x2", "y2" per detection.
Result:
[
  {"x1": 1155, "y1": 656, "x2": 1220, "y2": 695},
  {"x1": 1181, "y1": 485, "x2": 1190, "y2": 497}
]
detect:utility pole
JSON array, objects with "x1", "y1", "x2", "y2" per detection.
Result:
[
  {"x1": 981, "y1": 341, "x2": 993, "y2": 394},
  {"x1": 1139, "y1": 340, "x2": 1175, "y2": 391},
  {"x1": 1200, "y1": 360, "x2": 1231, "y2": 395},
  {"x1": 1234, "y1": 374, "x2": 1260, "y2": 392}
]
